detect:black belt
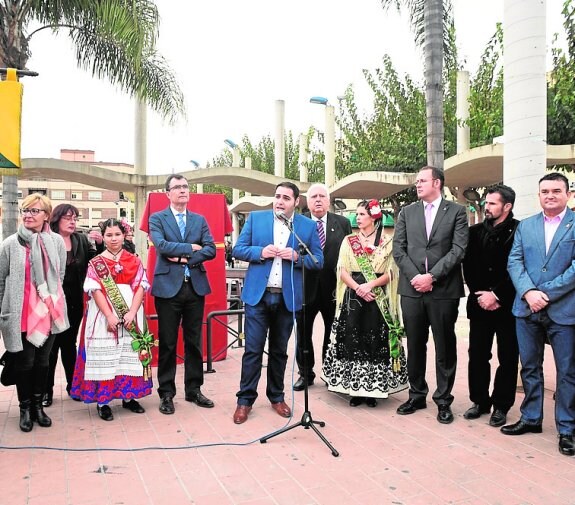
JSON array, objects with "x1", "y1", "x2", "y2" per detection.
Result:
[{"x1": 266, "y1": 287, "x2": 282, "y2": 294}]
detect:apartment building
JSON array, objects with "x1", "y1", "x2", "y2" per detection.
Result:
[{"x1": 0, "y1": 149, "x2": 134, "y2": 231}]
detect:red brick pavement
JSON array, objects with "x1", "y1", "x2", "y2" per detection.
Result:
[{"x1": 1, "y1": 306, "x2": 574, "y2": 505}]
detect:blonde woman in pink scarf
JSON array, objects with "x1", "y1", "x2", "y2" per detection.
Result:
[{"x1": 0, "y1": 193, "x2": 69, "y2": 432}]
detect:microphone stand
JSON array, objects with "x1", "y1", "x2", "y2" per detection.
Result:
[{"x1": 260, "y1": 217, "x2": 339, "y2": 457}]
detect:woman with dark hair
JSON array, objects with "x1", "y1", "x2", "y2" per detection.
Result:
[
  {"x1": 0, "y1": 194, "x2": 69, "y2": 432},
  {"x1": 322, "y1": 199, "x2": 408, "y2": 407},
  {"x1": 70, "y1": 218, "x2": 152, "y2": 421},
  {"x1": 43, "y1": 203, "x2": 96, "y2": 406}
]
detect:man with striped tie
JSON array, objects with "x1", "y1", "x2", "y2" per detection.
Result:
[
  {"x1": 149, "y1": 174, "x2": 216, "y2": 415},
  {"x1": 294, "y1": 183, "x2": 352, "y2": 391}
]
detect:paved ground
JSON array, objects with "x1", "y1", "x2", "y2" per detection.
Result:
[{"x1": 1, "y1": 303, "x2": 574, "y2": 505}]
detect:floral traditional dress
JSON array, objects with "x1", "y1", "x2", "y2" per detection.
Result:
[
  {"x1": 70, "y1": 252, "x2": 152, "y2": 404},
  {"x1": 322, "y1": 232, "x2": 408, "y2": 398}
]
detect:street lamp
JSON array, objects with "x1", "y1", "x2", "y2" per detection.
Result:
[
  {"x1": 310, "y1": 96, "x2": 335, "y2": 188},
  {"x1": 224, "y1": 139, "x2": 241, "y2": 245}
]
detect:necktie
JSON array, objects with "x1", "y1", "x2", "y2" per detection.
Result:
[
  {"x1": 177, "y1": 213, "x2": 191, "y2": 277},
  {"x1": 317, "y1": 219, "x2": 326, "y2": 249},
  {"x1": 425, "y1": 203, "x2": 434, "y2": 239}
]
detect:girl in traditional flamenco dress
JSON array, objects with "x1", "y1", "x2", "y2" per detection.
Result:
[{"x1": 71, "y1": 219, "x2": 154, "y2": 421}]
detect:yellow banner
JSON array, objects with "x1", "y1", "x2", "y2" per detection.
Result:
[{"x1": 0, "y1": 68, "x2": 23, "y2": 175}]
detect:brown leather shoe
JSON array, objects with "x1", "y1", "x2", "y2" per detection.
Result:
[
  {"x1": 233, "y1": 405, "x2": 252, "y2": 424},
  {"x1": 270, "y1": 401, "x2": 291, "y2": 418}
]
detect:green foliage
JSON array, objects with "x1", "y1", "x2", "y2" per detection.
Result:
[
  {"x1": 548, "y1": 0, "x2": 575, "y2": 154},
  {"x1": 467, "y1": 24, "x2": 504, "y2": 148},
  {"x1": 0, "y1": 0, "x2": 185, "y2": 122},
  {"x1": 203, "y1": 132, "x2": 324, "y2": 202}
]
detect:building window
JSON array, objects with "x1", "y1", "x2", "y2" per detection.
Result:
[
  {"x1": 29, "y1": 188, "x2": 47, "y2": 196},
  {"x1": 51, "y1": 190, "x2": 66, "y2": 200},
  {"x1": 91, "y1": 210, "x2": 102, "y2": 219},
  {"x1": 1, "y1": 190, "x2": 24, "y2": 198},
  {"x1": 88, "y1": 191, "x2": 102, "y2": 201},
  {"x1": 71, "y1": 192, "x2": 82, "y2": 200}
]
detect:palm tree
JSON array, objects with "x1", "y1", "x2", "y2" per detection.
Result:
[
  {"x1": 380, "y1": 0, "x2": 451, "y2": 170},
  {"x1": 0, "y1": 0, "x2": 185, "y2": 239}
]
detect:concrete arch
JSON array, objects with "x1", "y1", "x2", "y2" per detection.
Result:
[{"x1": 21, "y1": 143, "x2": 575, "y2": 209}]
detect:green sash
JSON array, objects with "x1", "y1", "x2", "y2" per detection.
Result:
[
  {"x1": 347, "y1": 235, "x2": 405, "y2": 372},
  {"x1": 90, "y1": 256, "x2": 157, "y2": 380}
]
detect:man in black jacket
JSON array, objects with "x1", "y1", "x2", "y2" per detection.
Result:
[{"x1": 462, "y1": 184, "x2": 519, "y2": 427}]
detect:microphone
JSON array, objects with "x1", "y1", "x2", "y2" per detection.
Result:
[{"x1": 275, "y1": 211, "x2": 292, "y2": 228}]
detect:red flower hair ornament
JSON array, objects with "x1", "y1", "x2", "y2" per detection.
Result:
[{"x1": 367, "y1": 199, "x2": 383, "y2": 220}]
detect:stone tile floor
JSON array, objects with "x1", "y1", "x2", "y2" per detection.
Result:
[{"x1": 1, "y1": 309, "x2": 573, "y2": 505}]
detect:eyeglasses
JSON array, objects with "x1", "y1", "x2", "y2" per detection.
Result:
[
  {"x1": 168, "y1": 184, "x2": 189, "y2": 191},
  {"x1": 61, "y1": 215, "x2": 79, "y2": 222},
  {"x1": 414, "y1": 178, "x2": 437, "y2": 185},
  {"x1": 20, "y1": 208, "x2": 45, "y2": 216}
]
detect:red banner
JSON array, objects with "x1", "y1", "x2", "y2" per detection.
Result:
[{"x1": 140, "y1": 193, "x2": 232, "y2": 364}]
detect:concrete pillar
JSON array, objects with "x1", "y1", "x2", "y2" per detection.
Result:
[
  {"x1": 196, "y1": 183, "x2": 204, "y2": 194},
  {"x1": 325, "y1": 105, "x2": 336, "y2": 188},
  {"x1": 244, "y1": 157, "x2": 252, "y2": 197},
  {"x1": 503, "y1": 0, "x2": 547, "y2": 219},
  {"x1": 299, "y1": 133, "x2": 308, "y2": 183},
  {"x1": 134, "y1": 98, "x2": 148, "y2": 263},
  {"x1": 274, "y1": 100, "x2": 285, "y2": 177},
  {"x1": 456, "y1": 70, "x2": 470, "y2": 154}
]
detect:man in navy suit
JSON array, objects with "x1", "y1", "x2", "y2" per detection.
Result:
[
  {"x1": 231, "y1": 182, "x2": 323, "y2": 424},
  {"x1": 294, "y1": 183, "x2": 352, "y2": 390},
  {"x1": 149, "y1": 174, "x2": 216, "y2": 415},
  {"x1": 393, "y1": 166, "x2": 469, "y2": 424},
  {"x1": 503, "y1": 172, "x2": 575, "y2": 457}
]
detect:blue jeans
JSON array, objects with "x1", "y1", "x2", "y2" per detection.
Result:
[
  {"x1": 517, "y1": 311, "x2": 575, "y2": 435},
  {"x1": 236, "y1": 291, "x2": 296, "y2": 406}
]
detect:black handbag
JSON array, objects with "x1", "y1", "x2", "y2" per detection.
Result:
[{"x1": 0, "y1": 351, "x2": 17, "y2": 386}]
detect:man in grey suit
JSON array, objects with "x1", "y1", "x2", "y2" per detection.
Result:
[
  {"x1": 294, "y1": 183, "x2": 352, "y2": 390},
  {"x1": 392, "y1": 166, "x2": 469, "y2": 424},
  {"x1": 149, "y1": 174, "x2": 216, "y2": 415},
  {"x1": 503, "y1": 172, "x2": 575, "y2": 457}
]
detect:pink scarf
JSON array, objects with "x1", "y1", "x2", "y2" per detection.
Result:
[{"x1": 18, "y1": 224, "x2": 68, "y2": 347}]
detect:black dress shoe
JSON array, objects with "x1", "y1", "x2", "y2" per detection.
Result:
[
  {"x1": 365, "y1": 398, "x2": 377, "y2": 408},
  {"x1": 437, "y1": 404, "x2": 454, "y2": 424},
  {"x1": 159, "y1": 396, "x2": 175, "y2": 415},
  {"x1": 349, "y1": 397, "x2": 364, "y2": 407},
  {"x1": 396, "y1": 398, "x2": 427, "y2": 415},
  {"x1": 558, "y1": 434, "x2": 575, "y2": 456},
  {"x1": 489, "y1": 409, "x2": 507, "y2": 427},
  {"x1": 122, "y1": 399, "x2": 145, "y2": 413},
  {"x1": 97, "y1": 405, "x2": 114, "y2": 421},
  {"x1": 463, "y1": 403, "x2": 490, "y2": 420},
  {"x1": 501, "y1": 420, "x2": 542, "y2": 435},
  {"x1": 185, "y1": 390, "x2": 214, "y2": 408},
  {"x1": 42, "y1": 392, "x2": 53, "y2": 408},
  {"x1": 293, "y1": 376, "x2": 314, "y2": 391}
]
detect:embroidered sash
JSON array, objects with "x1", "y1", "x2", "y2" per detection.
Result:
[
  {"x1": 90, "y1": 256, "x2": 157, "y2": 380},
  {"x1": 347, "y1": 235, "x2": 405, "y2": 372}
]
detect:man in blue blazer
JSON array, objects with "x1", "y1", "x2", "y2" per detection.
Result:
[
  {"x1": 231, "y1": 182, "x2": 323, "y2": 424},
  {"x1": 149, "y1": 174, "x2": 216, "y2": 415},
  {"x1": 503, "y1": 172, "x2": 575, "y2": 457}
]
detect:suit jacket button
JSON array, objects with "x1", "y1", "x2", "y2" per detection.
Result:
[{"x1": 542, "y1": 268, "x2": 547, "y2": 272}]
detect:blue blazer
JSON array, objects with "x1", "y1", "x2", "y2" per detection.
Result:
[
  {"x1": 149, "y1": 208, "x2": 216, "y2": 298},
  {"x1": 508, "y1": 207, "x2": 575, "y2": 324},
  {"x1": 232, "y1": 210, "x2": 324, "y2": 312}
]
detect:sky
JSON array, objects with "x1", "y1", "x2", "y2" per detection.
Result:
[{"x1": 19, "y1": 0, "x2": 566, "y2": 175}]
